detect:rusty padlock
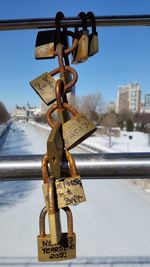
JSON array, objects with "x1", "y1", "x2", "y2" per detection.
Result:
[
  {"x1": 72, "y1": 12, "x2": 89, "y2": 64},
  {"x1": 55, "y1": 150, "x2": 86, "y2": 208},
  {"x1": 87, "y1": 11, "x2": 99, "y2": 56},
  {"x1": 30, "y1": 65, "x2": 77, "y2": 105},
  {"x1": 35, "y1": 30, "x2": 56, "y2": 59},
  {"x1": 42, "y1": 155, "x2": 62, "y2": 245},
  {"x1": 47, "y1": 102, "x2": 97, "y2": 150},
  {"x1": 37, "y1": 206, "x2": 76, "y2": 262}
]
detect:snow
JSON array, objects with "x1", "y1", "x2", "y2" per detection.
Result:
[
  {"x1": 0, "y1": 122, "x2": 150, "y2": 266},
  {"x1": 82, "y1": 131, "x2": 150, "y2": 153},
  {"x1": 30, "y1": 121, "x2": 150, "y2": 153}
]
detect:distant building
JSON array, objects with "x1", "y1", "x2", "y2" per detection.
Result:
[
  {"x1": 141, "y1": 94, "x2": 150, "y2": 113},
  {"x1": 116, "y1": 83, "x2": 141, "y2": 113},
  {"x1": 12, "y1": 104, "x2": 41, "y2": 120},
  {"x1": 41, "y1": 101, "x2": 49, "y2": 115},
  {"x1": 12, "y1": 105, "x2": 27, "y2": 119},
  {"x1": 145, "y1": 94, "x2": 150, "y2": 108}
]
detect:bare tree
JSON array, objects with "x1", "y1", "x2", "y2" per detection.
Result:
[
  {"x1": 78, "y1": 93, "x2": 105, "y2": 125},
  {"x1": 101, "y1": 111, "x2": 119, "y2": 147},
  {"x1": 0, "y1": 102, "x2": 10, "y2": 123}
]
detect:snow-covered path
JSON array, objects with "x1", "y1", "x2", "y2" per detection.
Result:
[{"x1": 0, "y1": 122, "x2": 150, "y2": 266}]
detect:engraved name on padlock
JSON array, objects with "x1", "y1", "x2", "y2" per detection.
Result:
[
  {"x1": 35, "y1": 30, "x2": 56, "y2": 59},
  {"x1": 62, "y1": 103, "x2": 97, "y2": 150},
  {"x1": 37, "y1": 206, "x2": 76, "y2": 262},
  {"x1": 30, "y1": 66, "x2": 77, "y2": 105},
  {"x1": 47, "y1": 102, "x2": 97, "y2": 150},
  {"x1": 55, "y1": 150, "x2": 86, "y2": 208}
]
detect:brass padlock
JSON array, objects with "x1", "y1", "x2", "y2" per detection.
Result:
[
  {"x1": 37, "y1": 206, "x2": 76, "y2": 262},
  {"x1": 72, "y1": 12, "x2": 89, "y2": 64},
  {"x1": 30, "y1": 66, "x2": 77, "y2": 105},
  {"x1": 35, "y1": 30, "x2": 56, "y2": 59},
  {"x1": 47, "y1": 102, "x2": 97, "y2": 150},
  {"x1": 87, "y1": 12, "x2": 99, "y2": 56},
  {"x1": 47, "y1": 124, "x2": 64, "y2": 179},
  {"x1": 55, "y1": 150, "x2": 86, "y2": 208},
  {"x1": 42, "y1": 155, "x2": 62, "y2": 245}
]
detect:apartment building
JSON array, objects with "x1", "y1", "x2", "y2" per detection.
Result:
[
  {"x1": 141, "y1": 94, "x2": 150, "y2": 113},
  {"x1": 116, "y1": 83, "x2": 141, "y2": 113}
]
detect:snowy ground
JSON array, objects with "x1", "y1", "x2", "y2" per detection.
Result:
[
  {"x1": 82, "y1": 131, "x2": 150, "y2": 153},
  {"x1": 0, "y1": 121, "x2": 150, "y2": 266},
  {"x1": 30, "y1": 121, "x2": 150, "y2": 153}
]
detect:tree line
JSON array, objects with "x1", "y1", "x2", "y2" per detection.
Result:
[
  {"x1": 34, "y1": 92, "x2": 150, "y2": 134},
  {"x1": 0, "y1": 101, "x2": 10, "y2": 123}
]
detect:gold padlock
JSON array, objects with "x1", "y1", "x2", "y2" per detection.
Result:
[
  {"x1": 72, "y1": 12, "x2": 89, "y2": 64},
  {"x1": 87, "y1": 11, "x2": 99, "y2": 57},
  {"x1": 47, "y1": 102, "x2": 97, "y2": 150},
  {"x1": 37, "y1": 206, "x2": 76, "y2": 262},
  {"x1": 47, "y1": 124, "x2": 64, "y2": 179},
  {"x1": 30, "y1": 66, "x2": 77, "y2": 105},
  {"x1": 35, "y1": 30, "x2": 56, "y2": 59},
  {"x1": 42, "y1": 155, "x2": 62, "y2": 245},
  {"x1": 55, "y1": 150, "x2": 86, "y2": 208}
]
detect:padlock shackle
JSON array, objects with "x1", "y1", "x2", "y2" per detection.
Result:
[
  {"x1": 39, "y1": 206, "x2": 47, "y2": 237},
  {"x1": 65, "y1": 150, "x2": 78, "y2": 177},
  {"x1": 55, "y1": 11, "x2": 78, "y2": 56},
  {"x1": 39, "y1": 206, "x2": 74, "y2": 237},
  {"x1": 54, "y1": 30, "x2": 78, "y2": 56},
  {"x1": 50, "y1": 66, "x2": 77, "y2": 93},
  {"x1": 62, "y1": 207, "x2": 74, "y2": 236},
  {"x1": 47, "y1": 103, "x2": 78, "y2": 128},
  {"x1": 42, "y1": 154, "x2": 49, "y2": 184},
  {"x1": 87, "y1": 11, "x2": 97, "y2": 34},
  {"x1": 55, "y1": 11, "x2": 64, "y2": 45},
  {"x1": 78, "y1": 12, "x2": 88, "y2": 31}
]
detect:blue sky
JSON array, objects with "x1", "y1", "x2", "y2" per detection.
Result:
[{"x1": 0, "y1": 0, "x2": 150, "y2": 112}]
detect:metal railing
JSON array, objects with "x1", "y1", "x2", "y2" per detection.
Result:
[
  {"x1": 0, "y1": 152, "x2": 150, "y2": 181},
  {"x1": 0, "y1": 14, "x2": 150, "y2": 181},
  {"x1": 0, "y1": 14, "x2": 150, "y2": 31}
]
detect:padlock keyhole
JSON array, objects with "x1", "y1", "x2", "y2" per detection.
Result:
[{"x1": 52, "y1": 157, "x2": 56, "y2": 164}]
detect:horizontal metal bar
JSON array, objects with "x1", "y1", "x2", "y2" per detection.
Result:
[
  {"x1": 0, "y1": 153, "x2": 150, "y2": 181},
  {"x1": 0, "y1": 14, "x2": 150, "y2": 31}
]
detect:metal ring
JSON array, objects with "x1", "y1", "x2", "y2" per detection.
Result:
[
  {"x1": 47, "y1": 102, "x2": 78, "y2": 128},
  {"x1": 55, "y1": 79, "x2": 65, "y2": 110},
  {"x1": 50, "y1": 65, "x2": 78, "y2": 93}
]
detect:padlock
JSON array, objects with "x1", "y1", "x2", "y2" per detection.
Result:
[
  {"x1": 54, "y1": 12, "x2": 78, "y2": 57},
  {"x1": 35, "y1": 30, "x2": 56, "y2": 59},
  {"x1": 42, "y1": 155, "x2": 62, "y2": 245},
  {"x1": 37, "y1": 206, "x2": 76, "y2": 261},
  {"x1": 55, "y1": 150, "x2": 86, "y2": 208},
  {"x1": 47, "y1": 102, "x2": 97, "y2": 150},
  {"x1": 72, "y1": 12, "x2": 89, "y2": 64},
  {"x1": 47, "y1": 124, "x2": 64, "y2": 179},
  {"x1": 87, "y1": 11, "x2": 99, "y2": 56},
  {"x1": 30, "y1": 65, "x2": 77, "y2": 105}
]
